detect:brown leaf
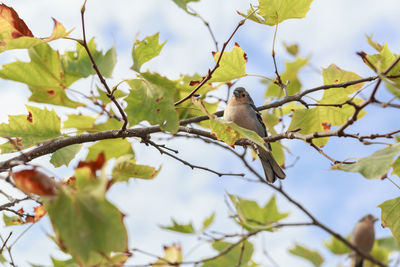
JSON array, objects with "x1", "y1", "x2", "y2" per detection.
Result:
[
  {"x1": 33, "y1": 205, "x2": 46, "y2": 222},
  {"x1": 0, "y1": 4, "x2": 33, "y2": 39},
  {"x1": 12, "y1": 169, "x2": 57, "y2": 196},
  {"x1": 77, "y1": 152, "x2": 106, "y2": 175}
]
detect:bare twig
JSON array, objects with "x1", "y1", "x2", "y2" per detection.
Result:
[
  {"x1": 174, "y1": 18, "x2": 246, "y2": 106},
  {"x1": 188, "y1": 6, "x2": 218, "y2": 51},
  {"x1": 79, "y1": 0, "x2": 128, "y2": 130},
  {"x1": 145, "y1": 139, "x2": 244, "y2": 177}
]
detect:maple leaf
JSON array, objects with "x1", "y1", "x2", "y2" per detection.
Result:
[{"x1": 0, "y1": 4, "x2": 33, "y2": 39}]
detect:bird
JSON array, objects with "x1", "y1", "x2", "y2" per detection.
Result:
[
  {"x1": 223, "y1": 87, "x2": 286, "y2": 183},
  {"x1": 350, "y1": 214, "x2": 378, "y2": 267}
]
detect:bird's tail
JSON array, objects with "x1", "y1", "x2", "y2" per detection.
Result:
[
  {"x1": 355, "y1": 258, "x2": 364, "y2": 267},
  {"x1": 257, "y1": 145, "x2": 286, "y2": 183}
]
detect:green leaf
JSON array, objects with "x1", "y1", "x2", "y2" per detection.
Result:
[
  {"x1": 202, "y1": 212, "x2": 215, "y2": 231},
  {"x1": 379, "y1": 197, "x2": 400, "y2": 244},
  {"x1": 334, "y1": 143, "x2": 400, "y2": 179},
  {"x1": 131, "y1": 33, "x2": 165, "y2": 72},
  {"x1": 172, "y1": 0, "x2": 200, "y2": 15},
  {"x1": 209, "y1": 118, "x2": 266, "y2": 149},
  {"x1": 0, "y1": 106, "x2": 61, "y2": 152},
  {"x1": 86, "y1": 139, "x2": 134, "y2": 161},
  {"x1": 377, "y1": 237, "x2": 400, "y2": 251},
  {"x1": 283, "y1": 42, "x2": 299, "y2": 56},
  {"x1": 63, "y1": 114, "x2": 97, "y2": 131},
  {"x1": 366, "y1": 44, "x2": 400, "y2": 93},
  {"x1": 369, "y1": 242, "x2": 390, "y2": 266},
  {"x1": 51, "y1": 257, "x2": 79, "y2": 267},
  {"x1": 202, "y1": 240, "x2": 254, "y2": 267},
  {"x1": 228, "y1": 194, "x2": 289, "y2": 230},
  {"x1": 319, "y1": 64, "x2": 364, "y2": 104},
  {"x1": 365, "y1": 34, "x2": 383, "y2": 52},
  {"x1": 240, "y1": 0, "x2": 314, "y2": 26},
  {"x1": 63, "y1": 38, "x2": 116, "y2": 78},
  {"x1": 288, "y1": 98, "x2": 365, "y2": 147},
  {"x1": 50, "y1": 144, "x2": 82, "y2": 167},
  {"x1": 125, "y1": 73, "x2": 179, "y2": 132},
  {"x1": 0, "y1": 43, "x2": 82, "y2": 107},
  {"x1": 44, "y1": 183, "x2": 128, "y2": 266},
  {"x1": 266, "y1": 57, "x2": 308, "y2": 97},
  {"x1": 112, "y1": 154, "x2": 160, "y2": 182},
  {"x1": 392, "y1": 156, "x2": 400, "y2": 177},
  {"x1": 97, "y1": 87, "x2": 127, "y2": 105},
  {"x1": 160, "y1": 218, "x2": 195, "y2": 234},
  {"x1": 288, "y1": 244, "x2": 323, "y2": 267},
  {"x1": 209, "y1": 43, "x2": 247, "y2": 83},
  {"x1": 2, "y1": 213, "x2": 22, "y2": 226},
  {"x1": 323, "y1": 236, "x2": 350, "y2": 255}
]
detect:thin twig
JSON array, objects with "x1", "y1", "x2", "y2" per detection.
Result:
[
  {"x1": 174, "y1": 17, "x2": 247, "y2": 106},
  {"x1": 79, "y1": 0, "x2": 128, "y2": 130}
]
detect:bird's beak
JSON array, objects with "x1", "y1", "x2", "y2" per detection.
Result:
[
  {"x1": 233, "y1": 90, "x2": 240, "y2": 97},
  {"x1": 373, "y1": 217, "x2": 379, "y2": 223}
]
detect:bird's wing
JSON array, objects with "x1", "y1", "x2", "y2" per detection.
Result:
[{"x1": 247, "y1": 97, "x2": 272, "y2": 151}]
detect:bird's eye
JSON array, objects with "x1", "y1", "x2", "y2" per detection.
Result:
[{"x1": 241, "y1": 93, "x2": 246, "y2": 97}]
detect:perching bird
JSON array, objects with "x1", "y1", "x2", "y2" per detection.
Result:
[
  {"x1": 223, "y1": 87, "x2": 286, "y2": 183},
  {"x1": 350, "y1": 214, "x2": 378, "y2": 267}
]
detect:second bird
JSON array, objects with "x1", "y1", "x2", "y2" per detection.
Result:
[{"x1": 224, "y1": 87, "x2": 286, "y2": 183}]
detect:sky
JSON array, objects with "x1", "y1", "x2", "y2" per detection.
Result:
[{"x1": 0, "y1": 0, "x2": 400, "y2": 266}]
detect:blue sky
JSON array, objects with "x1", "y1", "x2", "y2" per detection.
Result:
[{"x1": 0, "y1": 0, "x2": 400, "y2": 266}]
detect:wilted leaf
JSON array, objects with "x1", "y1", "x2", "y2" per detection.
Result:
[
  {"x1": 131, "y1": 33, "x2": 165, "y2": 72},
  {"x1": 12, "y1": 169, "x2": 57, "y2": 196},
  {"x1": 77, "y1": 152, "x2": 106, "y2": 176},
  {"x1": 125, "y1": 73, "x2": 179, "y2": 132},
  {"x1": 334, "y1": 143, "x2": 400, "y2": 179},
  {"x1": 0, "y1": 5, "x2": 71, "y2": 52},
  {"x1": 63, "y1": 38, "x2": 116, "y2": 78},
  {"x1": 229, "y1": 194, "x2": 289, "y2": 230},
  {"x1": 112, "y1": 154, "x2": 160, "y2": 182},
  {"x1": 0, "y1": 43, "x2": 82, "y2": 107},
  {"x1": 0, "y1": 106, "x2": 61, "y2": 152},
  {"x1": 152, "y1": 244, "x2": 182, "y2": 267},
  {"x1": 50, "y1": 144, "x2": 82, "y2": 168},
  {"x1": 288, "y1": 244, "x2": 323, "y2": 267},
  {"x1": 202, "y1": 240, "x2": 253, "y2": 267},
  {"x1": 208, "y1": 43, "x2": 247, "y2": 83},
  {"x1": 379, "y1": 197, "x2": 400, "y2": 244}
]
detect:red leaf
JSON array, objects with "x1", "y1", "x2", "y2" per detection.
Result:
[
  {"x1": 189, "y1": 80, "x2": 201, "y2": 86},
  {"x1": 0, "y1": 4, "x2": 33, "y2": 39},
  {"x1": 12, "y1": 169, "x2": 57, "y2": 196},
  {"x1": 77, "y1": 152, "x2": 106, "y2": 175}
]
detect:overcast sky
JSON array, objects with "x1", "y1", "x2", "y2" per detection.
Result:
[{"x1": 0, "y1": 0, "x2": 400, "y2": 266}]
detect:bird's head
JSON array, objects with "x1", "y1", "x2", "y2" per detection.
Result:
[{"x1": 233, "y1": 87, "x2": 250, "y2": 104}]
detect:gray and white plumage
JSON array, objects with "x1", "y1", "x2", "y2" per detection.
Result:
[
  {"x1": 223, "y1": 87, "x2": 286, "y2": 183},
  {"x1": 350, "y1": 214, "x2": 377, "y2": 267}
]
